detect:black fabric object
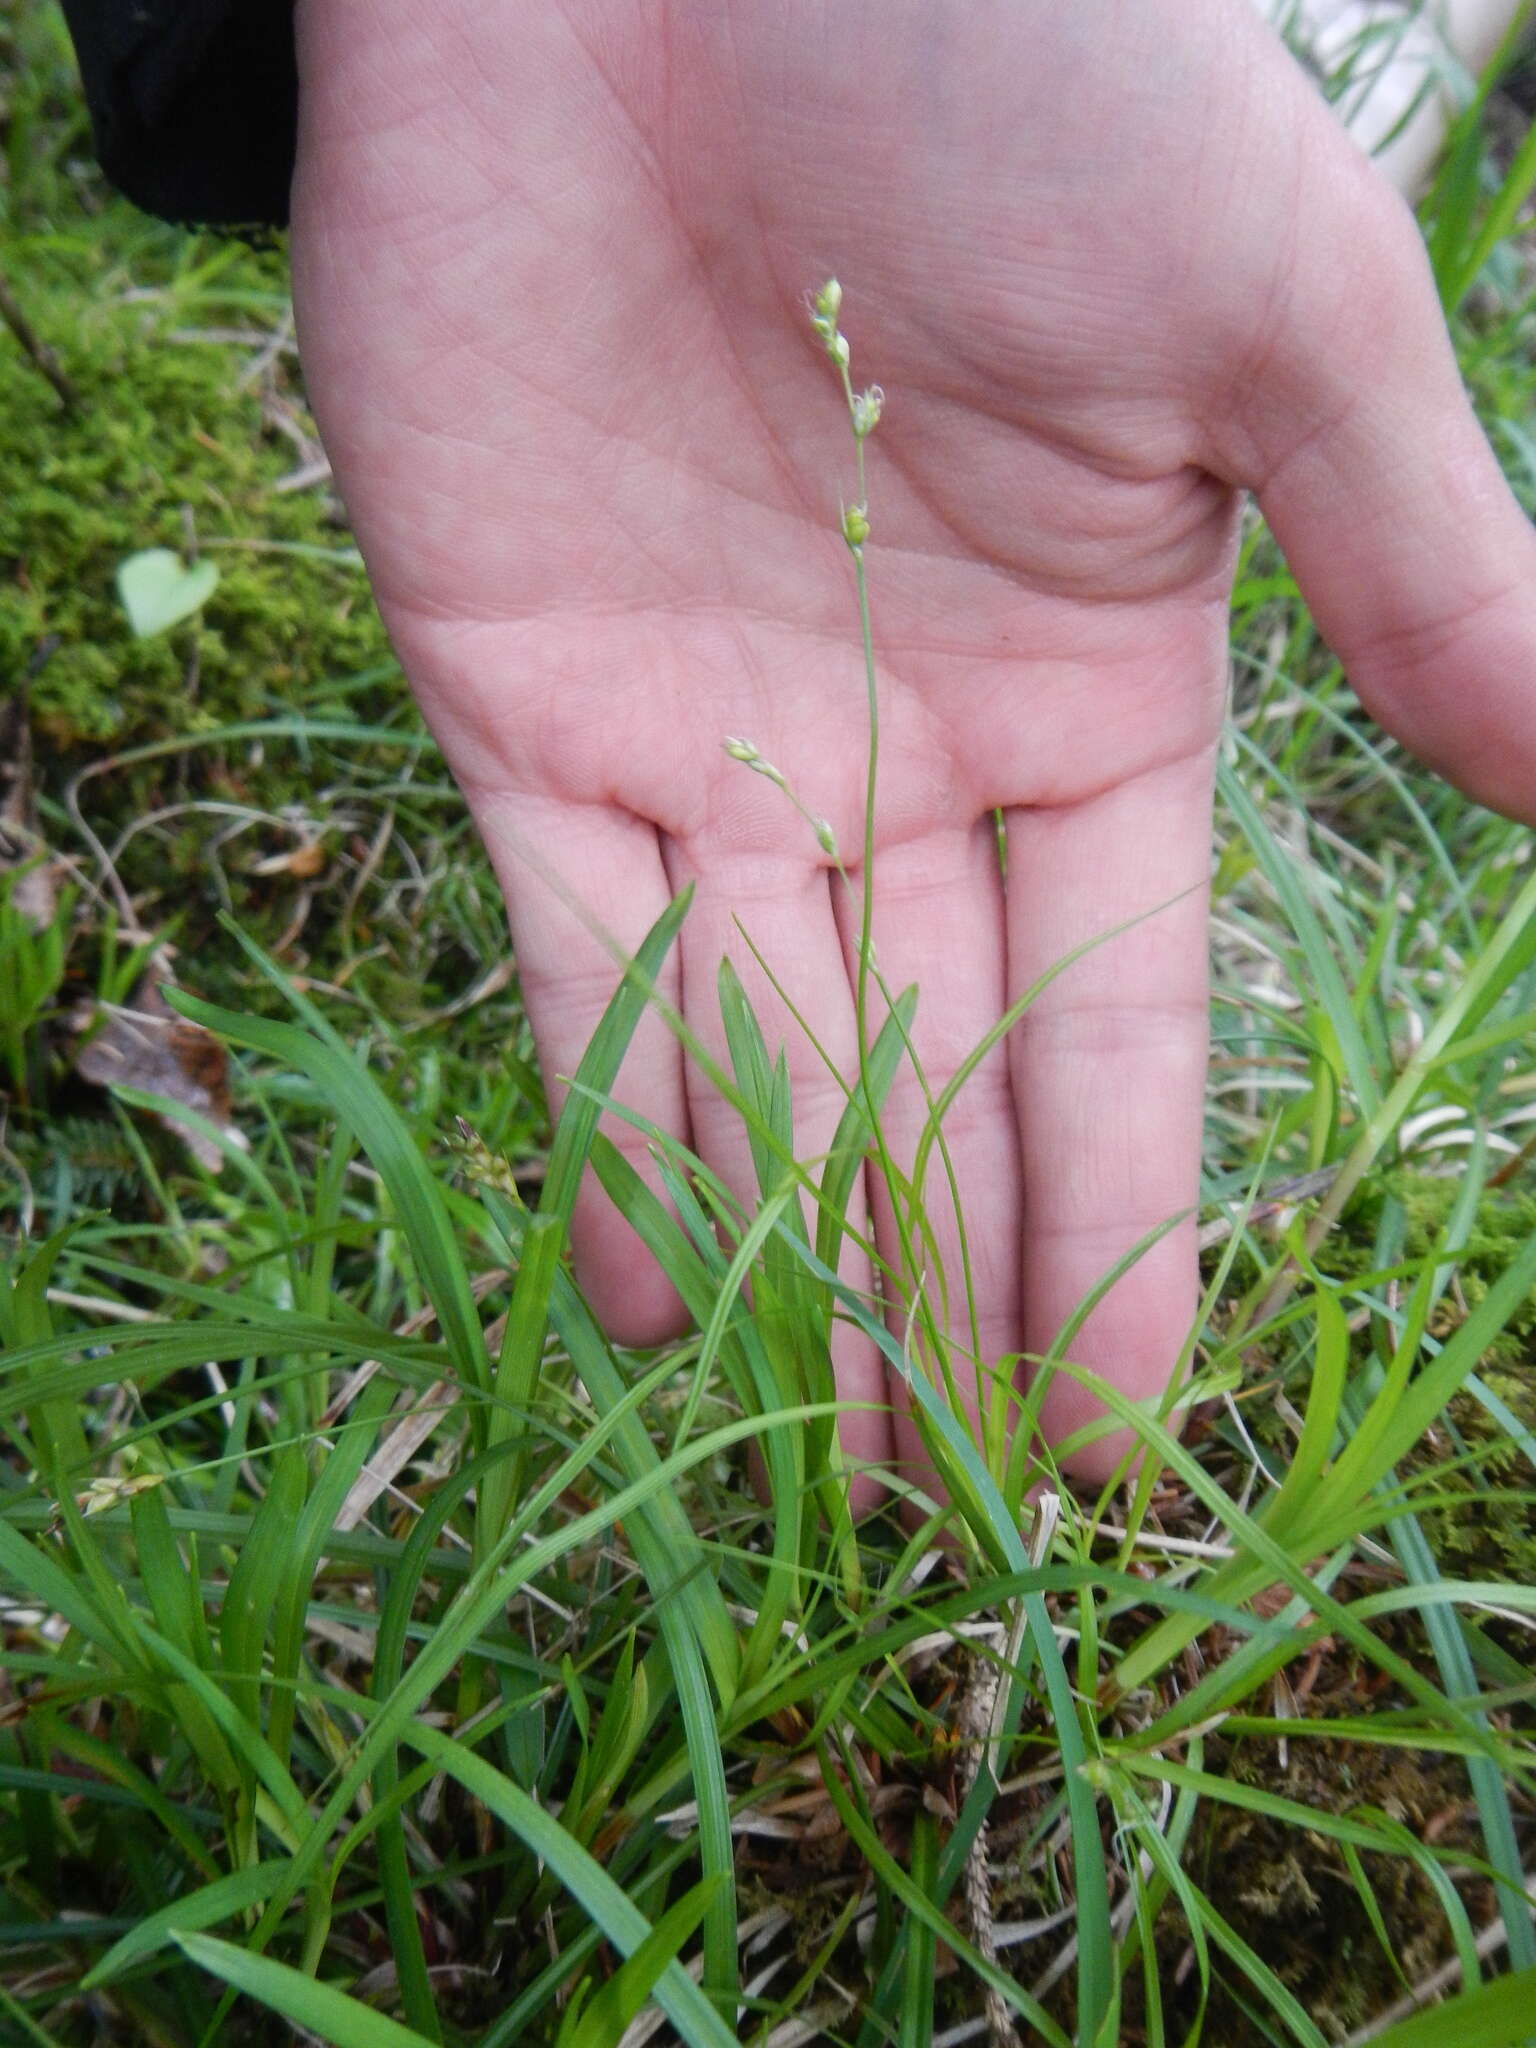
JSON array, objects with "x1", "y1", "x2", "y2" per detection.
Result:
[{"x1": 59, "y1": 2, "x2": 297, "y2": 230}]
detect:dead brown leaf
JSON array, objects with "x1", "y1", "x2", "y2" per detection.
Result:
[
  {"x1": 250, "y1": 836, "x2": 328, "y2": 880},
  {"x1": 75, "y1": 955, "x2": 243, "y2": 1172}
]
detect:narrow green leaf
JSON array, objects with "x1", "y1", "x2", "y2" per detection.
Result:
[
  {"x1": 175, "y1": 1932, "x2": 440, "y2": 2048},
  {"x1": 815, "y1": 1746, "x2": 1072, "y2": 2048},
  {"x1": 478, "y1": 1208, "x2": 563, "y2": 1545},
  {"x1": 402, "y1": 1726, "x2": 742, "y2": 2048},
  {"x1": 899, "y1": 1808, "x2": 937, "y2": 2048},
  {"x1": 0, "y1": 1519, "x2": 128, "y2": 1663},
  {"x1": 86, "y1": 1865, "x2": 291, "y2": 1988},
  {"x1": 816, "y1": 983, "x2": 917, "y2": 1275},
  {"x1": 563, "y1": 1876, "x2": 725, "y2": 2048},
  {"x1": 538, "y1": 885, "x2": 692, "y2": 1234},
  {"x1": 0, "y1": 1982, "x2": 64, "y2": 2048},
  {"x1": 166, "y1": 984, "x2": 489, "y2": 1416},
  {"x1": 1367, "y1": 1964, "x2": 1536, "y2": 2048},
  {"x1": 1221, "y1": 760, "x2": 1379, "y2": 1116},
  {"x1": 220, "y1": 1442, "x2": 308, "y2": 1730}
]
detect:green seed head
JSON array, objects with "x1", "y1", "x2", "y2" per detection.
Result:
[
  {"x1": 809, "y1": 280, "x2": 851, "y2": 370},
  {"x1": 722, "y1": 735, "x2": 786, "y2": 787},
  {"x1": 851, "y1": 385, "x2": 884, "y2": 438}
]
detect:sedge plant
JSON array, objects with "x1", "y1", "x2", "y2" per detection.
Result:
[{"x1": 4, "y1": 26, "x2": 1536, "y2": 2041}]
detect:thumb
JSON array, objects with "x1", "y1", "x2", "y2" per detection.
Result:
[{"x1": 1232, "y1": 180, "x2": 1536, "y2": 827}]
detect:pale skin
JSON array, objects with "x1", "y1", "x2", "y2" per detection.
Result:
[{"x1": 291, "y1": 0, "x2": 1536, "y2": 1513}]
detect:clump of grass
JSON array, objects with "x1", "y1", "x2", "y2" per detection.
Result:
[{"x1": 3, "y1": 9, "x2": 1536, "y2": 2047}]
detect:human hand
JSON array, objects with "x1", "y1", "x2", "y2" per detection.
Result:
[{"x1": 290, "y1": 0, "x2": 1536, "y2": 1506}]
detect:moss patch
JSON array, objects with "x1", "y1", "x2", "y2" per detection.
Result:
[{"x1": 2, "y1": 290, "x2": 390, "y2": 752}]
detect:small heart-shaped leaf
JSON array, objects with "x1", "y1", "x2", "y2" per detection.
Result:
[{"x1": 116, "y1": 549, "x2": 220, "y2": 638}]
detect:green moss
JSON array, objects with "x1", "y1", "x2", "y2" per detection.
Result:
[
  {"x1": 1317, "y1": 1169, "x2": 1536, "y2": 1359},
  {"x1": 2, "y1": 290, "x2": 391, "y2": 751},
  {"x1": 2, "y1": 8, "x2": 392, "y2": 756},
  {"x1": 0, "y1": 20, "x2": 539, "y2": 1211},
  {"x1": 1306, "y1": 1171, "x2": 1536, "y2": 1597},
  {"x1": 1408, "y1": 1360, "x2": 1536, "y2": 1603},
  {"x1": 1156, "y1": 1730, "x2": 1483, "y2": 2046}
]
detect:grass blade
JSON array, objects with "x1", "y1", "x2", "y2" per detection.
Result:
[
  {"x1": 1366, "y1": 1964, "x2": 1536, "y2": 2048},
  {"x1": 174, "y1": 1931, "x2": 441, "y2": 2048}
]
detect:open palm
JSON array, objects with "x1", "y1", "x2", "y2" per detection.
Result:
[{"x1": 291, "y1": 0, "x2": 1536, "y2": 1500}]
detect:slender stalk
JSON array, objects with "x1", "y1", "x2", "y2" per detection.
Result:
[{"x1": 814, "y1": 298, "x2": 983, "y2": 1455}]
